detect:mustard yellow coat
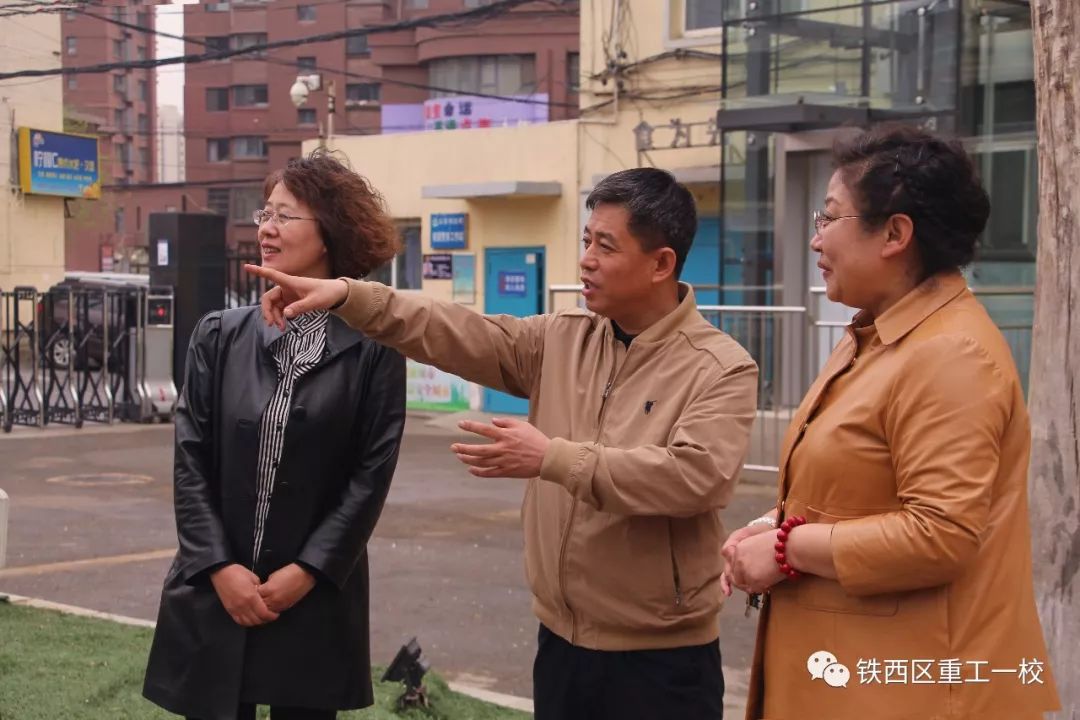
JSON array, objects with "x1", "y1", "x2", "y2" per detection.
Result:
[{"x1": 746, "y1": 273, "x2": 1060, "y2": 720}]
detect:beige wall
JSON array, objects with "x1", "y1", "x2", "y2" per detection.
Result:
[
  {"x1": 576, "y1": 0, "x2": 723, "y2": 196},
  {"x1": 309, "y1": 121, "x2": 580, "y2": 311},
  {"x1": 0, "y1": 14, "x2": 67, "y2": 297}
]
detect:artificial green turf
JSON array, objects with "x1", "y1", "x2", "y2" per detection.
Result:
[{"x1": 0, "y1": 600, "x2": 529, "y2": 720}]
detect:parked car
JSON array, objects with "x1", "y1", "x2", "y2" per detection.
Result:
[{"x1": 38, "y1": 277, "x2": 142, "y2": 372}]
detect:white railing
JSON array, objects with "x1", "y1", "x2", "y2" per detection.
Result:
[
  {"x1": 810, "y1": 285, "x2": 1035, "y2": 392},
  {"x1": 549, "y1": 283, "x2": 1035, "y2": 475},
  {"x1": 698, "y1": 304, "x2": 808, "y2": 474}
]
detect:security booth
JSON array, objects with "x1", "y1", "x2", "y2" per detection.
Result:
[{"x1": 143, "y1": 286, "x2": 178, "y2": 420}]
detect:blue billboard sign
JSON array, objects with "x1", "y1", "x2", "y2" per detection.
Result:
[
  {"x1": 430, "y1": 213, "x2": 468, "y2": 250},
  {"x1": 18, "y1": 127, "x2": 101, "y2": 199}
]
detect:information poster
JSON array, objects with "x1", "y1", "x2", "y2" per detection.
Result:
[{"x1": 452, "y1": 253, "x2": 476, "y2": 304}]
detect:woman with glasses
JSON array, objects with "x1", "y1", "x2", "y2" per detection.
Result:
[
  {"x1": 722, "y1": 125, "x2": 1059, "y2": 719},
  {"x1": 144, "y1": 150, "x2": 406, "y2": 720}
]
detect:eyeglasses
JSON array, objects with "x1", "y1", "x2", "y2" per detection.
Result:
[
  {"x1": 812, "y1": 209, "x2": 864, "y2": 234},
  {"x1": 253, "y1": 209, "x2": 316, "y2": 227}
]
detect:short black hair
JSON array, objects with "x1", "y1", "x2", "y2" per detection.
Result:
[
  {"x1": 585, "y1": 168, "x2": 698, "y2": 278},
  {"x1": 833, "y1": 124, "x2": 990, "y2": 278}
]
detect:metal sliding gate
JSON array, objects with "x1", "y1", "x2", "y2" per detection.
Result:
[{"x1": 1, "y1": 281, "x2": 176, "y2": 432}]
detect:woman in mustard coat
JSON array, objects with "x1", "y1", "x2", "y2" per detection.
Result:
[{"x1": 724, "y1": 125, "x2": 1060, "y2": 720}]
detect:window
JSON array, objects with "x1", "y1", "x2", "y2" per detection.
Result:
[
  {"x1": 973, "y1": 147, "x2": 1038, "y2": 260},
  {"x1": 207, "y1": 188, "x2": 230, "y2": 215},
  {"x1": 66, "y1": 37, "x2": 77, "y2": 55},
  {"x1": 112, "y1": 6, "x2": 123, "y2": 21},
  {"x1": 232, "y1": 33, "x2": 267, "y2": 55},
  {"x1": 117, "y1": 142, "x2": 131, "y2": 165},
  {"x1": 406, "y1": 0, "x2": 428, "y2": 8},
  {"x1": 115, "y1": 208, "x2": 125, "y2": 233},
  {"x1": 207, "y1": 138, "x2": 230, "y2": 162},
  {"x1": 206, "y1": 2, "x2": 230, "y2": 11},
  {"x1": 686, "y1": 0, "x2": 723, "y2": 31},
  {"x1": 139, "y1": 147, "x2": 150, "y2": 170},
  {"x1": 428, "y1": 55, "x2": 536, "y2": 98},
  {"x1": 136, "y1": 45, "x2": 146, "y2": 61},
  {"x1": 65, "y1": 10, "x2": 76, "y2": 20},
  {"x1": 370, "y1": 226, "x2": 422, "y2": 288},
  {"x1": 113, "y1": 109, "x2": 125, "y2": 129},
  {"x1": 230, "y1": 187, "x2": 263, "y2": 223},
  {"x1": 346, "y1": 83, "x2": 381, "y2": 104},
  {"x1": 112, "y1": 39, "x2": 126, "y2": 60},
  {"x1": 232, "y1": 84, "x2": 268, "y2": 107},
  {"x1": 138, "y1": 114, "x2": 149, "y2": 132},
  {"x1": 346, "y1": 34, "x2": 369, "y2": 56},
  {"x1": 567, "y1": 52, "x2": 580, "y2": 93},
  {"x1": 138, "y1": 79, "x2": 148, "y2": 101},
  {"x1": 297, "y1": 56, "x2": 317, "y2": 71},
  {"x1": 298, "y1": 108, "x2": 317, "y2": 125},
  {"x1": 67, "y1": 75, "x2": 77, "y2": 90},
  {"x1": 206, "y1": 36, "x2": 230, "y2": 53},
  {"x1": 137, "y1": 11, "x2": 149, "y2": 27},
  {"x1": 233, "y1": 136, "x2": 267, "y2": 159},
  {"x1": 297, "y1": 4, "x2": 316, "y2": 21},
  {"x1": 113, "y1": 74, "x2": 126, "y2": 93},
  {"x1": 206, "y1": 88, "x2": 229, "y2": 111},
  {"x1": 464, "y1": 0, "x2": 496, "y2": 6}
]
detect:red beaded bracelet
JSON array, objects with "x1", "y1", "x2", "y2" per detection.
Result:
[{"x1": 774, "y1": 515, "x2": 807, "y2": 580}]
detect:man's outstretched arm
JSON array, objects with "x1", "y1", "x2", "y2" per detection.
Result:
[{"x1": 245, "y1": 264, "x2": 548, "y2": 398}]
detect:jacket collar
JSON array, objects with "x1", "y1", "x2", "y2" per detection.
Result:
[
  {"x1": 615, "y1": 282, "x2": 700, "y2": 345},
  {"x1": 257, "y1": 312, "x2": 362, "y2": 361},
  {"x1": 864, "y1": 271, "x2": 968, "y2": 346},
  {"x1": 323, "y1": 313, "x2": 364, "y2": 360},
  {"x1": 258, "y1": 315, "x2": 287, "y2": 349}
]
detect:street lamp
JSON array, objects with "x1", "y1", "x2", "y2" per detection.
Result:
[{"x1": 289, "y1": 73, "x2": 336, "y2": 146}]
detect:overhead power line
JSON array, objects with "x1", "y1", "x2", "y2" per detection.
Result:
[
  {"x1": 0, "y1": 0, "x2": 91, "y2": 18},
  {"x1": 0, "y1": 0, "x2": 576, "y2": 81}
]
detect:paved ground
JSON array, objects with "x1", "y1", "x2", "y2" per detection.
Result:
[{"x1": 0, "y1": 415, "x2": 777, "y2": 715}]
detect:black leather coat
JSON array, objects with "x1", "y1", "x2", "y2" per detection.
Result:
[{"x1": 143, "y1": 306, "x2": 405, "y2": 719}]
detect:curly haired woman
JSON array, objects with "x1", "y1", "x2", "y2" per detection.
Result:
[{"x1": 144, "y1": 151, "x2": 406, "y2": 720}]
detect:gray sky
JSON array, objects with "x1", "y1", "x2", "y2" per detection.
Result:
[{"x1": 154, "y1": 0, "x2": 192, "y2": 112}]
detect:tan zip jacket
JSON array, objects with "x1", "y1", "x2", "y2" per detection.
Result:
[{"x1": 334, "y1": 279, "x2": 758, "y2": 650}]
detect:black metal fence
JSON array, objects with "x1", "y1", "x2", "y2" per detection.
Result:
[
  {"x1": 226, "y1": 243, "x2": 263, "y2": 309},
  {"x1": 1, "y1": 284, "x2": 154, "y2": 432}
]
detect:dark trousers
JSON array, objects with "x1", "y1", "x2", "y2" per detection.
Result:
[
  {"x1": 187, "y1": 705, "x2": 335, "y2": 720},
  {"x1": 533, "y1": 624, "x2": 724, "y2": 720}
]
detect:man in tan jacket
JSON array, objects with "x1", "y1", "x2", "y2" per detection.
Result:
[{"x1": 247, "y1": 168, "x2": 758, "y2": 719}]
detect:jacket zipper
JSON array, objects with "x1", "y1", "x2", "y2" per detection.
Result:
[{"x1": 557, "y1": 344, "x2": 627, "y2": 644}]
